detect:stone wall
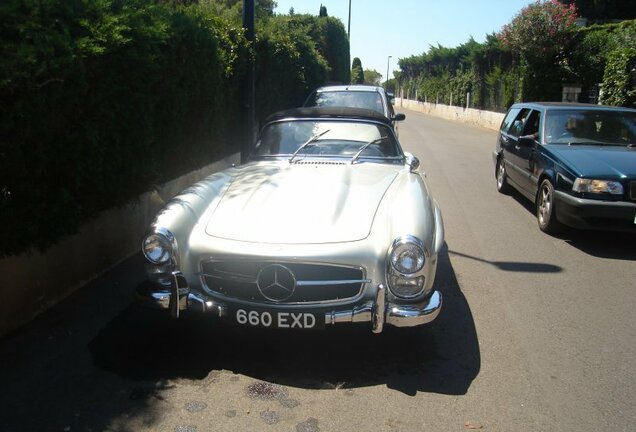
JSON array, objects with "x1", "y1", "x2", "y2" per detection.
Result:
[{"x1": 396, "y1": 98, "x2": 505, "y2": 131}]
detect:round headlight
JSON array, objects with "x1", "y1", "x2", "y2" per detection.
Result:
[
  {"x1": 390, "y1": 237, "x2": 425, "y2": 274},
  {"x1": 142, "y1": 231, "x2": 173, "y2": 265}
]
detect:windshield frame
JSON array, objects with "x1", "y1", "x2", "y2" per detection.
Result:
[{"x1": 251, "y1": 117, "x2": 405, "y2": 164}]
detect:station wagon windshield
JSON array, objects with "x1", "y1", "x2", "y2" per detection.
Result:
[
  {"x1": 254, "y1": 120, "x2": 400, "y2": 159},
  {"x1": 545, "y1": 110, "x2": 636, "y2": 146}
]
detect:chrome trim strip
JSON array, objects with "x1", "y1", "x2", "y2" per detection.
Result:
[
  {"x1": 201, "y1": 274, "x2": 370, "y2": 287},
  {"x1": 296, "y1": 279, "x2": 371, "y2": 287},
  {"x1": 199, "y1": 271, "x2": 255, "y2": 283},
  {"x1": 325, "y1": 304, "x2": 373, "y2": 325}
]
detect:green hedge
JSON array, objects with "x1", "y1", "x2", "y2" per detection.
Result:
[
  {"x1": 255, "y1": 16, "x2": 328, "y2": 123},
  {"x1": 0, "y1": 1, "x2": 349, "y2": 256},
  {"x1": 601, "y1": 48, "x2": 636, "y2": 107},
  {"x1": 398, "y1": 19, "x2": 636, "y2": 110}
]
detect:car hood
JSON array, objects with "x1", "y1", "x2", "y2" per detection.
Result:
[
  {"x1": 205, "y1": 162, "x2": 400, "y2": 244},
  {"x1": 549, "y1": 146, "x2": 636, "y2": 178}
]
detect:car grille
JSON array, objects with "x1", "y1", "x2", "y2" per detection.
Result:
[
  {"x1": 630, "y1": 181, "x2": 636, "y2": 201},
  {"x1": 200, "y1": 261, "x2": 367, "y2": 304}
]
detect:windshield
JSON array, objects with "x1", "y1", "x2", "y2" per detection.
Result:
[
  {"x1": 545, "y1": 109, "x2": 636, "y2": 146},
  {"x1": 253, "y1": 120, "x2": 401, "y2": 160},
  {"x1": 305, "y1": 91, "x2": 385, "y2": 115}
]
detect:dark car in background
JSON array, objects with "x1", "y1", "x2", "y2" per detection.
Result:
[
  {"x1": 303, "y1": 85, "x2": 406, "y2": 126},
  {"x1": 493, "y1": 102, "x2": 636, "y2": 233}
]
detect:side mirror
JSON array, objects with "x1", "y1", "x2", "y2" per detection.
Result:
[
  {"x1": 518, "y1": 135, "x2": 536, "y2": 146},
  {"x1": 404, "y1": 152, "x2": 420, "y2": 172},
  {"x1": 392, "y1": 113, "x2": 406, "y2": 122}
]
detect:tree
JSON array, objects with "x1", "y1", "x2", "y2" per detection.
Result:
[
  {"x1": 556, "y1": 0, "x2": 636, "y2": 21},
  {"x1": 351, "y1": 57, "x2": 364, "y2": 83},
  {"x1": 499, "y1": 0, "x2": 578, "y2": 63},
  {"x1": 319, "y1": 4, "x2": 328, "y2": 17},
  {"x1": 499, "y1": 0, "x2": 579, "y2": 101},
  {"x1": 201, "y1": 0, "x2": 277, "y2": 20},
  {"x1": 363, "y1": 68, "x2": 382, "y2": 86}
]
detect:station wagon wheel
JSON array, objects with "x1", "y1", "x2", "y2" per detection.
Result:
[
  {"x1": 536, "y1": 179, "x2": 561, "y2": 234},
  {"x1": 496, "y1": 157, "x2": 511, "y2": 194}
]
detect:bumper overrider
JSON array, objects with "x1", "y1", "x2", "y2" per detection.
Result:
[{"x1": 136, "y1": 271, "x2": 442, "y2": 334}]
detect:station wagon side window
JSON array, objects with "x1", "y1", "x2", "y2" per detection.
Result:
[
  {"x1": 508, "y1": 108, "x2": 531, "y2": 138},
  {"x1": 522, "y1": 110, "x2": 541, "y2": 141},
  {"x1": 500, "y1": 108, "x2": 521, "y2": 134}
]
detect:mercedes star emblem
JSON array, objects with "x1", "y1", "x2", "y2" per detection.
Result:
[{"x1": 256, "y1": 264, "x2": 296, "y2": 302}]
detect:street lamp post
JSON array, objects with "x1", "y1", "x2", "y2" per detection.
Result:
[
  {"x1": 385, "y1": 55, "x2": 392, "y2": 90},
  {"x1": 348, "y1": 0, "x2": 352, "y2": 40}
]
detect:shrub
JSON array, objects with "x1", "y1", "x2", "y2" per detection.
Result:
[
  {"x1": 0, "y1": 0, "x2": 346, "y2": 256},
  {"x1": 601, "y1": 48, "x2": 636, "y2": 107}
]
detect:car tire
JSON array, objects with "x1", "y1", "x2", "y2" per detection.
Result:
[
  {"x1": 496, "y1": 157, "x2": 511, "y2": 194},
  {"x1": 536, "y1": 179, "x2": 561, "y2": 234}
]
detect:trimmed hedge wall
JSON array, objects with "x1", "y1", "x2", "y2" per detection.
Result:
[
  {"x1": 0, "y1": 1, "x2": 348, "y2": 256},
  {"x1": 601, "y1": 47, "x2": 636, "y2": 107}
]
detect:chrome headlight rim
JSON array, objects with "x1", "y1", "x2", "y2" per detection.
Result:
[
  {"x1": 142, "y1": 227, "x2": 177, "y2": 265},
  {"x1": 388, "y1": 235, "x2": 427, "y2": 276},
  {"x1": 386, "y1": 235, "x2": 429, "y2": 299},
  {"x1": 572, "y1": 178, "x2": 624, "y2": 195}
]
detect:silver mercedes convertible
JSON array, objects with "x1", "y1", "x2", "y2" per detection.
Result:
[{"x1": 138, "y1": 107, "x2": 444, "y2": 333}]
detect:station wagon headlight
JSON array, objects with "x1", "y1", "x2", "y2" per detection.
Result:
[
  {"x1": 572, "y1": 178, "x2": 623, "y2": 195},
  {"x1": 142, "y1": 229, "x2": 175, "y2": 265},
  {"x1": 387, "y1": 236, "x2": 427, "y2": 298}
]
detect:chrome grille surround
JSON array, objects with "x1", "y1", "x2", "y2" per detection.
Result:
[{"x1": 200, "y1": 260, "x2": 368, "y2": 304}]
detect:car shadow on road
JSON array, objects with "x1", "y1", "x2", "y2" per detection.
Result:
[
  {"x1": 561, "y1": 231, "x2": 636, "y2": 260},
  {"x1": 89, "y1": 244, "x2": 480, "y2": 397}
]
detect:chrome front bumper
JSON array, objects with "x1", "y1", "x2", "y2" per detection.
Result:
[{"x1": 136, "y1": 272, "x2": 442, "y2": 333}]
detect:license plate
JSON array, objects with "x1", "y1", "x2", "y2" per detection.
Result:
[{"x1": 233, "y1": 308, "x2": 324, "y2": 329}]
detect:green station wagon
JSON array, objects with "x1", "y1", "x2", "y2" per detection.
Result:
[{"x1": 493, "y1": 102, "x2": 636, "y2": 233}]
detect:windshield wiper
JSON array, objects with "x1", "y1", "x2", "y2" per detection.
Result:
[
  {"x1": 288, "y1": 129, "x2": 330, "y2": 164},
  {"x1": 351, "y1": 138, "x2": 383, "y2": 164}
]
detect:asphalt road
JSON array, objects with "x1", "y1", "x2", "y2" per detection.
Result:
[{"x1": 1, "y1": 110, "x2": 634, "y2": 432}]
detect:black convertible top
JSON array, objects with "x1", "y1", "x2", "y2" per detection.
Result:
[{"x1": 264, "y1": 107, "x2": 393, "y2": 126}]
